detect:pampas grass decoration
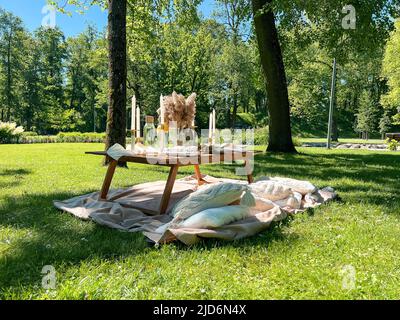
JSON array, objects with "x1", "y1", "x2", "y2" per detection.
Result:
[{"x1": 162, "y1": 91, "x2": 197, "y2": 129}]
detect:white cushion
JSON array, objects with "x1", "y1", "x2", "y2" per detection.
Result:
[
  {"x1": 252, "y1": 196, "x2": 276, "y2": 212},
  {"x1": 250, "y1": 181, "x2": 292, "y2": 201},
  {"x1": 171, "y1": 182, "x2": 247, "y2": 222},
  {"x1": 180, "y1": 205, "x2": 250, "y2": 229},
  {"x1": 256, "y1": 177, "x2": 316, "y2": 195},
  {"x1": 274, "y1": 192, "x2": 302, "y2": 209}
]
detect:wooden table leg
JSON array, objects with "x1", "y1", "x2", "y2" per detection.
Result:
[
  {"x1": 244, "y1": 159, "x2": 254, "y2": 184},
  {"x1": 99, "y1": 159, "x2": 118, "y2": 200},
  {"x1": 247, "y1": 172, "x2": 254, "y2": 184},
  {"x1": 194, "y1": 164, "x2": 207, "y2": 186},
  {"x1": 159, "y1": 165, "x2": 179, "y2": 214}
]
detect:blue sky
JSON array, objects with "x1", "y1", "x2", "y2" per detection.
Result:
[
  {"x1": 199, "y1": 0, "x2": 216, "y2": 18},
  {"x1": 0, "y1": 0, "x2": 216, "y2": 37}
]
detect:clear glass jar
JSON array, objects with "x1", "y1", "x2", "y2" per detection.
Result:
[{"x1": 143, "y1": 116, "x2": 156, "y2": 146}]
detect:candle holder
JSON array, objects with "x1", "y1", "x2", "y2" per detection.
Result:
[
  {"x1": 130, "y1": 130, "x2": 136, "y2": 146},
  {"x1": 130, "y1": 130, "x2": 142, "y2": 143},
  {"x1": 200, "y1": 143, "x2": 212, "y2": 154},
  {"x1": 135, "y1": 137, "x2": 143, "y2": 144}
]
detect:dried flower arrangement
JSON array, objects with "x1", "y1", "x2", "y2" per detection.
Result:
[{"x1": 160, "y1": 91, "x2": 196, "y2": 129}]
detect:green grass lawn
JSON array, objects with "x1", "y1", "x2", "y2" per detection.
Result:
[{"x1": 0, "y1": 143, "x2": 399, "y2": 299}]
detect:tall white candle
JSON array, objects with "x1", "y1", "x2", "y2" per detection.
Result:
[
  {"x1": 160, "y1": 94, "x2": 164, "y2": 125},
  {"x1": 212, "y1": 109, "x2": 216, "y2": 143},
  {"x1": 131, "y1": 95, "x2": 136, "y2": 131},
  {"x1": 209, "y1": 112, "x2": 213, "y2": 141},
  {"x1": 130, "y1": 96, "x2": 136, "y2": 151},
  {"x1": 136, "y1": 107, "x2": 141, "y2": 138}
]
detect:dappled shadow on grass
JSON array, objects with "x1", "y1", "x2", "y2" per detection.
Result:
[
  {"x1": 208, "y1": 151, "x2": 400, "y2": 206},
  {"x1": 0, "y1": 168, "x2": 33, "y2": 189},
  {"x1": 0, "y1": 168, "x2": 32, "y2": 176},
  {"x1": 0, "y1": 191, "x2": 149, "y2": 291},
  {"x1": 0, "y1": 181, "x2": 22, "y2": 189}
]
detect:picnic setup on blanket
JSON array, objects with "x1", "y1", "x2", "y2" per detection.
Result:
[{"x1": 54, "y1": 92, "x2": 337, "y2": 245}]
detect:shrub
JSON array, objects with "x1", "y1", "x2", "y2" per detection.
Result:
[
  {"x1": 21, "y1": 131, "x2": 38, "y2": 137},
  {"x1": 79, "y1": 132, "x2": 106, "y2": 143},
  {"x1": 386, "y1": 138, "x2": 398, "y2": 151},
  {"x1": 16, "y1": 132, "x2": 105, "y2": 144},
  {"x1": 253, "y1": 127, "x2": 269, "y2": 145},
  {"x1": 292, "y1": 137, "x2": 302, "y2": 147},
  {"x1": 253, "y1": 128, "x2": 301, "y2": 147},
  {"x1": 237, "y1": 113, "x2": 257, "y2": 127},
  {"x1": 19, "y1": 135, "x2": 58, "y2": 144},
  {"x1": 56, "y1": 132, "x2": 105, "y2": 143},
  {"x1": 196, "y1": 127, "x2": 301, "y2": 147},
  {"x1": 56, "y1": 132, "x2": 82, "y2": 142},
  {"x1": 0, "y1": 121, "x2": 24, "y2": 144},
  {"x1": 245, "y1": 126, "x2": 301, "y2": 147}
]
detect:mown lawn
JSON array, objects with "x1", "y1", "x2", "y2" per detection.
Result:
[{"x1": 0, "y1": 143, "x2": 399, "y2": 299}]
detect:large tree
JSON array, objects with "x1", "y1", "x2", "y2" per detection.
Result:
[
  {"x1": 52, "y1": 0, "x2": 127, "y2": 155},
  {"x1": 21, "y1": 36, "x2": 41, "y2": 131},
  {"x1": 251, "y1": 0, "x2": 295, "y2": 152},
  {"x1": 251, "y1": 0, "x2": 400, "y2": 152},
  {"x1": 65, "y1": 26, "x2": 104, "y2": 132},
  {"x1": 105, "y1": 0, "x2": 127, "y2": 155},
  {"x1": 382, "y1": 19, "x2": 400, "y2": 125},
  {"x1": 215, "y1": 0, "x2": 252, "y2": 127},
  {"x1": 34, "y1": 27, "x2": 67, "y2": 133},
  {"x1": 0, "y1": 9, "x2": 27, "y2": 123}
]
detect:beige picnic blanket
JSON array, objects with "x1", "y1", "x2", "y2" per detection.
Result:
[{"x1": 53, "y1": 175, "x2": 336, "y2": 245}]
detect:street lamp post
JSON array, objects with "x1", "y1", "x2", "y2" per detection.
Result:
[{"x1": 327, "y1": 58, "x2": 337, "y2": 149}]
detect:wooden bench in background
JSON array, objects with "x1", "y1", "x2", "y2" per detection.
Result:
[{"x1": 386, "y1": 133, "x2": 400, "y2": 141}]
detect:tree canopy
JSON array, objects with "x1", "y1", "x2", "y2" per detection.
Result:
[
  {"x1": 382, "y1": 19, "x2": 400, "y2": 125},
  {"x1": 0, "y1": 1, "x2": 399, "y2": 141}
]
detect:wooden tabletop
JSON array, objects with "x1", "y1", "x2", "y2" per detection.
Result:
[{"x1": 86, "y1": 150, "x2": 261, "y2": 167}]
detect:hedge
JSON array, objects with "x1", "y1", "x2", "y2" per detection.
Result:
[{"x1": 14, "y1": 132, "x2": 106, "y2": 144}]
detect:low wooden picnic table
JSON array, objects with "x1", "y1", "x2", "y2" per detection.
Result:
[{"x1": 86, "y1": 150, "x2": 257, "y2": 215}]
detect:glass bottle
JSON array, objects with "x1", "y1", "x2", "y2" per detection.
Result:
[
  {"x1": 143, "y1": 116, "x2": 156, "y2": 146},
  {"x1": 156, "y1": 121, "x2": 165, "y2": 151}
]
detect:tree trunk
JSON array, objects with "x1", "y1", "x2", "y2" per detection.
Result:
[
  {"x1": 332, "y1": 117, "x2": 339, "y2": 142},
  {"x1": 231, "y1": 93, "x2": 238, "y2": 128},
  {"x1": 26, "y1": 116, "x2": 31, "y2": 131},
  {"x1": 226, "y1": 99, "x2": 231, "y2": 128},
  {"x1": 105, "y1": 0, "x2": 127, "y2": 165},
  {"x1": 251, "y1": 0, "x2": 296, "y2": 152},
  {"x1": 6, "y1": 30, "x2": 12, "y2": 122}
]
